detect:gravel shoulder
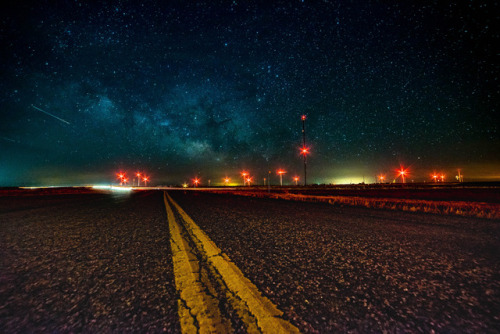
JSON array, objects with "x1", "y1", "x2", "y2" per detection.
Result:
[{"x1": 169, "y1": 191, "x2": 500, "y2": 333}]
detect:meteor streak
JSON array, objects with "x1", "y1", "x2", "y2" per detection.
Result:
[
  {"x1": 1, "y1": 136, "x2": 17, "y2": 143},
  {"x1": 31, "y1": 105, "x2": 71, "y2": 125}
]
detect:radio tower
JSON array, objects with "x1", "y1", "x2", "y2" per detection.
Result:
[{"x1": 301, "y1": 115, "x2": 308, "y2": 186}]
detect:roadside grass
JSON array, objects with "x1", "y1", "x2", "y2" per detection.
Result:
[{"x1": 209, "y1": 190, "x2": 500, "y2": 220}]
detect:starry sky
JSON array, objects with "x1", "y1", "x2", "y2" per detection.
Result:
[{"x1": 0, "y1": 1, "x2": 498, "y2": 186}]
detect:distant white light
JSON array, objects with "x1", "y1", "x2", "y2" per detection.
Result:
[
  {"x1": 333, "y1": 177, "x2": 367, "y2": 185},
  {"x1": 92, "y1": 185, "x2": 132, "y2": 192},
  {"x1": 92, "y1": 185, "x2": 111, "y2": 190}
]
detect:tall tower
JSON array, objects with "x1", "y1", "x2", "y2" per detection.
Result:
[{"x1": 301, "y1": 115, "x2": 307, "y2": 186}]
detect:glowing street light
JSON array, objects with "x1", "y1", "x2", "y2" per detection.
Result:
[
  {"x1": 268, "y1": 170, "x2": 271, "y2": 191},
  {"x1": 397, "y1": 167, "x2": 409, "y2": 184},
  {"x1": 277, "y1": 169, "x2": 287, "y2": 186},
  {"x1": 300, "y1": 115, "x2": 308, "y2": 186},
  {"x1": 432, "y1": 173, "x2": 438, "y2": 182},
  {"x1": 117, "y1": 173, "x2": 126, "y2": 185},
  {"x1": 246, "y1": 177, "x2": 253, "y2": 186},
  {"x1": 440, "y1": 174, "x2": 445, "y2": 183},
  {"x1": 142, "y1": 176, "x2": 149, "y2": 187},
  {"x1": 193, "y1": 178, "x2": 200, "y2": 187},
  {"x1": 136, "y1": 172, "x2": 142, "y2": 186},
  {"x1": 224, "y1": 177, "x2": 230, "y2": 186},
  {"x1": 241, "y1": 171, "x2": 249, "y2": 186},
  {"x1": 379, "y1": 175, "x2": 385, "y2": 184},
  {"x1": 299, "y1": 145, "x2": 309, "y2": 185},
  {"x1": 293, "y1": 176, "x2": 299, "y2": 186}
]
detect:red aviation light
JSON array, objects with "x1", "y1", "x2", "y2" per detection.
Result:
[
  {"x1": 396, "y1": 166, "x2": 409, "y2": 183},
  {"x1": 301, "y1": 115, "x2": 307, "y2": 121}
]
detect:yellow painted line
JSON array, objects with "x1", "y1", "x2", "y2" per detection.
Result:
[
  {"x1": 163, "y1": 193, "x2": 230, "y2": 333},
  {"x1": 166, "y1": 192, "x2": 300, "y2": 333}
]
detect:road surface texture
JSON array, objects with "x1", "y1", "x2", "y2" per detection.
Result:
[
  {"x1": 0, "y1": 190, "x2": 179, "y2": 332},
  {"x1": 1, "y1": 189, "x2": 499, "y2": 332},
  {"x1": 169, "y1": 191, "x2": 500, "y2": 333}
]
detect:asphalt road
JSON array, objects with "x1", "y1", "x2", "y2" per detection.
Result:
[
  {"x1": 169, "y1": 191, "x2": 500, "y2": 333},
  {"x1": 1, "y1": 190, "x2": 499, "y2": 332},
  {"x1": 0, "y1": 190, "x2": 179, "y2": 333}
]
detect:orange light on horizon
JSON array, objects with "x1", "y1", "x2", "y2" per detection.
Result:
[
  {"x1": 277, "y1": 169, "x2": 286, "y2": 186},
  {"x1": 397, "y1": 167, "x2": 409, "y2": 183},
  {"x1": 136, "y1": 172, "x2": 142, "y2": 186},
  {"x1": 293, "y1": 176, "x2": 299, "y2": 185},
  {"x1": 117, "y1": 172, "x2": 126, "y2": 185},
  {"x1": 241, "y1": 171, "x2": 249, "y2": 186},
  {"x1": 193, "y1": 178, "x2": 200, "y2": 187}
]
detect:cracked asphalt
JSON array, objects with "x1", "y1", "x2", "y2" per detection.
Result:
[
  {"x1": 1, "y1": 189, "x2": 499, "y2": 333},
  {"x1": 169, "y1": 191, "x2": 500, "y2": 333},
  {"x1": 1, "y1": 190, "x2": 179, "y2": 333}
]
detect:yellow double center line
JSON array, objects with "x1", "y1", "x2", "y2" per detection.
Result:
[{"x1": 164, "y1": 192, "x2": 300, "y2": 333}]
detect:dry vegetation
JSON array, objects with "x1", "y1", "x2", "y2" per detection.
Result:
[{"x1": 209, "y1": 190, "x2": 500, "y2": 220}]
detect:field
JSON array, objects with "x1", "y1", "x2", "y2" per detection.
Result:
[{"x1": 209, "y1": 184, "x2": 500, "y2": 219}]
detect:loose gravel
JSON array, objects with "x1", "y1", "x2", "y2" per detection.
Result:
[
  {"x1": 0, "y1": 191, "x2": 179, "y2": 333},
  {"x1": 169, "y1": 191, "x2": 500, "y2": 333}
]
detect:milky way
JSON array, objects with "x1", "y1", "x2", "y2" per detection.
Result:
[{"x1": 0, "y1": 1, "x2": 498, "y2": 186}]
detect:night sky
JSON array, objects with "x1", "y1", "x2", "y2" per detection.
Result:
[{"x1": 1, "y1": 1, "x2": 498, "y2": 186}]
